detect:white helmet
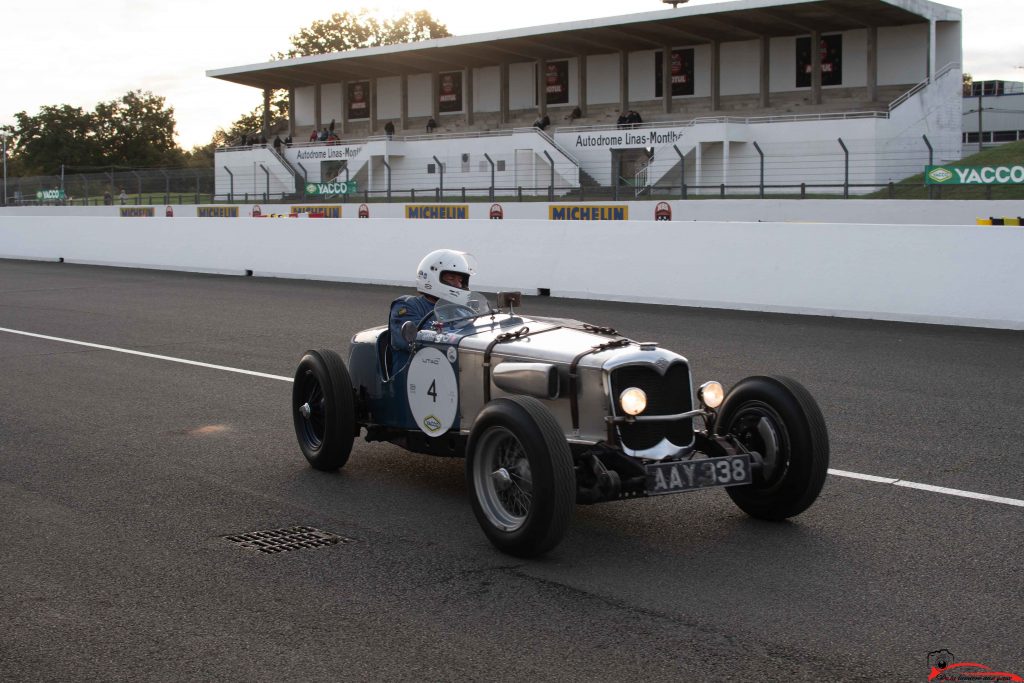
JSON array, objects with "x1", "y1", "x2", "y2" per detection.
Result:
[{"x1": 416, "y1": 249, "x2": 477, "y2": 305}]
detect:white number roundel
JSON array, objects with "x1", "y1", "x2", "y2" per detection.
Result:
[{"x1": 407, "y1": 346, "x2": 458, "y2": 437}]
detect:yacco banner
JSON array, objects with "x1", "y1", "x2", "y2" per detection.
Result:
[
  {"x1": 438, "y1": 72, "x2": 463, "y2": 113},
  {"x1": 655, "y1": 49, "x2": 695, "y2": 97},
  {"x1": 305, "y1": 181, "x2": 357, "y2": 196},
  {"x1": 405, "y1": 204, "x2": 469, "y2": 219},
  {"x1": 119, "y1": 207, "x2": 155, "y2": 217},
  {"x1": 926, "y1": 165, "x2": 1024, "y2": 185},
  {"x1": 549, "y1": 205, "x2": 628, "y2": 220},
  {"x1": 291, "y1": 205, "x2": 342, "y2": 217},
  {"x1": 197, "y1": 206, "x2": 239, "y2": 217},
  {"x1": 35, "y1": 189, "x2": 65, "y2": 201}
]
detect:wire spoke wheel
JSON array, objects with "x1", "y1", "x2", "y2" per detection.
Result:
[
  {"x1": 466, "y1": 397, "x2": 575, "y2": 558},
  {"x1": 474, "y1": 427, "x2": 533, "y2": 531}
]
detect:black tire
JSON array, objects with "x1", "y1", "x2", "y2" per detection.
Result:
[
  {"x1": 466, "y1": 396, "x2": 575, "y2": 558},
  {"x1": 715, "y1": 376, "x2": 829, "y2": 520},
  {"x1": 292, "y1": 349, "x2": 355, "y2": 471}
]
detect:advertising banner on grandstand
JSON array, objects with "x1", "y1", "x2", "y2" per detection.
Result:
[
  {"x1": 348, "y1": 81, "x2": 370, "y2": 120},
  {"x1": 119, "y1": 207, "x2": 155, "y2": 217},
  {"x1": 197, "y1": 206, "x2": 239, "y2": 217},
  {"x1": 35, "y1": 189, "x2": 65, "y2": 201},
  {"x1": 405, "y1": 204, "x2": 469, "y2": 219},
  {"x1": 549, "y1": 205, "x2": 628, "y2": 220},
  {"x1": 655, "y1": 49, "x2": 695, "y2": 97},
  {"x1": 796, "y1": 34, "x2": 842, "y2": 87},
  {"x1": 545, "y1": 61, "x2": 570, "y2": 105},
  {"x1": 925, "y1": 165, "x2": 1024, "y2": 185},
  {"x1": 439, "y1": 72, "x2": 463, "y2": 113}
]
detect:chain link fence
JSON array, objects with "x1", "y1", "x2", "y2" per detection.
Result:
[{"x1": 3, "y1": 168, "x2": 214, "y2": 206}]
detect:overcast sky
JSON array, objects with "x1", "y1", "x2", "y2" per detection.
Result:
[{"x1": 1, "y1": 0, "x2": 1020, "y2": 149}]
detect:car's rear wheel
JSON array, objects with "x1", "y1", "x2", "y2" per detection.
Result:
[
  {"x1": 292, "y1": 349, "x2": 355, "y2": 471},
  {"x1": 715, "y1": 376, "x2": 829, "y2": 520},
  {"x1": 466, "y1": 397, "x2": 575, "y2": 557}
]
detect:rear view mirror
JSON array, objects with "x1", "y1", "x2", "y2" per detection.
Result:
[
  {"x1": 497, "y1": 291, "x2": 522, "y2": 309},
  {"x1": 400, "y1": 320, "x2": 417, "y2": 345}
]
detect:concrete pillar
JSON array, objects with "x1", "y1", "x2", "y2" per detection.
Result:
[
  {"x1": 619, "y1": 50, "x2": 629, "y2": 112},
  {"x1": 759, "y1": 37, "x2": 770, "y2": 108},
  {"x1": 466, "y1": 68, "x2": 474, "y2": 126},
  {"x1": 866, "y1": 26, "x2": 878, "y2": 101},
  {"x1": 710, "y1": 42, "x2": 720, "y2": 110},
  {"x1": 662, "y1": 46, "x2": 673, "y2": 114},
  {"x1": 928, "y1": 19, "x2": 936, "y2": 79},
  {"x1": 340, "y1": 81, "x2": 347, "y2": 135},
  {"x1": 288, "y1": 88, "x2": 296, "y2": 138},
  {"x1": 314, "y1": 84, "x2": 322, "y2": 132},
  {"x1": 370, "y1": 78, "x2": 378, "y2": 134},
  {"x1": 500, "y1": 63, "x2": 509, "y2": 124},
  {"x1": 811, "y1": 30, "x2": 822, "y2": 105},
  {"x1": 578, "y1": 55, "x2": 588, "y2": 117},
  {"x1": 431, "y1": 72, "x2": 440, "y2": 122},
  {"x1": 400, "y1": 75, "x2": 409, "y2": 130},
  {"x1": 538, "y1": 59, "x2": 547, "y2": 116},
  {"x1": 262, "y1": 89, "x2": 271, "y2": 137}
]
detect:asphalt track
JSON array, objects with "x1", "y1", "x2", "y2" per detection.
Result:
[{"x1": 1, "y1": 259, "x2": 1021, "y2": 682}]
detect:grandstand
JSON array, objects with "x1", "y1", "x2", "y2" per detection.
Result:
[{"x1": 207, "y1": 0, "x2": 963, "y2": 199}]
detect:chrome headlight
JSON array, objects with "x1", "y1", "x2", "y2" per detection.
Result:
[
  {"x1": 619, "y1": 387, "x2": 647, "y2": 416},
  {"x1": 699, "y1": 381, "x2": 725, "y2": 409}
]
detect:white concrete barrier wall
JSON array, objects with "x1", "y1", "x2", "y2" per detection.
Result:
[
  {"x1": 4, "y1": 199, "x2": 1024, "y2": 226},
  {"x1": 2, "y1": 215, "x2": 1022, "y2": 330}
]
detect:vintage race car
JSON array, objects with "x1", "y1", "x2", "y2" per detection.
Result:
[{"x1": 291, "y1": 291, "x2": 829, "y2": 557}]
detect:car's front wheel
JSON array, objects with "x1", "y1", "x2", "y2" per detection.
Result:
[
  {"x1": 715, "y1": 376, "x2": 829, "y2": 520},
  {"x1": 466, "y1": 397, "x2": 575, "y2": 557},
  {"x1": 292, "y1": 349, "x2": 355, "y2": 471}
]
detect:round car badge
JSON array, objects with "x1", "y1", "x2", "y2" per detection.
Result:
[
  {"x1": 447, "y1": 346, "x2": 458, "y2": 363},
  {"x1": 407, "y1": 347, "x2": 459, "y2": 438}
]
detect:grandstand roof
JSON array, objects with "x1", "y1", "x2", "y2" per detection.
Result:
[{"x1": 207, "y1": 0, "x2": 961, "y2": 90}]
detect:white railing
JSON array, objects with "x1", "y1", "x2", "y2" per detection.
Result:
[{"x1": 890, "y1": 62, "x2": 961, "y2": 111}]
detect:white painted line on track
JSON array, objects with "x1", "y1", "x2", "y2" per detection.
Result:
[
  {"x1": 2, "y1": 326, "x2": 1022, "y2": 509},
  {"x1": 0, "y1": 327, "x2": 293, "y2": 383}
]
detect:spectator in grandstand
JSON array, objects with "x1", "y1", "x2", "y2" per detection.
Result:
[
  {"x1": 103, "y1": 190, "x2": 112, "y2": 206},
  {"x1": 627, "y1": 110, "x2": 643, "y2": 125},
  {"x1": 118, "y1": 189, "x2": 127, "y2": 205},
  {"x1": 426, "y1": 118, "x2": 437, "y2": 133},
  {"x1": 565, "y1": 106, "x2": 582, "y2": 122},
  {"x1": 617, "y1": 111, "x2": 628, "y2": 128},
  {"x1": 318, "y1": 127, "x2": 329, "y2": 141},
  {"x1": 309, "y1": 129, "x2": 318, "y2": 142},
  {"x1": 284, "y1": 135, "x2": 292, "y2": 146},
  {"x1": 327, "y1": 131, "x2": 339, "y2": 144},
  {"x1": 273, "y1": 136, "x2": 283, "y2": 153},
  {"x1": 533, "y1": 114, "x2": 551, "y2": 131},
  {"x1": 384, "y1": 121, "x2": 395, "y2": 139}
]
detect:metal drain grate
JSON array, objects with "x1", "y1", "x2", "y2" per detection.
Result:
[{"x1": 223, "y1": 526, "x2": 352, "y2": 554}]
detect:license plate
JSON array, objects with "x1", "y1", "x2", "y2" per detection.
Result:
[{"x1": 645, "y1": 454, "x2": 752, "y2": 496}]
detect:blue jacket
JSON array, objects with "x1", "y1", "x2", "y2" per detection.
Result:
[{"x1": 389, "y1": 294, "x2": 435, "y2": 368}]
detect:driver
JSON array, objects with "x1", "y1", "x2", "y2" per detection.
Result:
[{"x1": 389, "y1": 249, "x2": 477, "y2": 367}]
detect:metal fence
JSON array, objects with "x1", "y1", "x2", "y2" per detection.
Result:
[{"x1": 3, "y1": 167, "x2": 215, "y2": 206}]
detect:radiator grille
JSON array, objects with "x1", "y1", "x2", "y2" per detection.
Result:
[{"x1": 610, "y1": 362, "x2": 693, "y2": 451}]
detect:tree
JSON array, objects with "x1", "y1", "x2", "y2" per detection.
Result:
[
  {"x1": 9, "y1": 105, "x2": 103, "y2": 175},
  {"x1": 962, "y1": 72, "x2": 974, "y2": 97},
  {"x1": 212, "y1": 8, "x2": 450, "y2": 147},
  {"x1": 94, "y1": 90, "x2": 183, "y2": 167},
  {"x1": 276, "y1": 9, "x2": 450, "y2": 59}
]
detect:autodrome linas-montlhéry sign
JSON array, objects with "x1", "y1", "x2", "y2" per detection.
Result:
[{"x1": 926, "y1": 165, "x2": 1024, "y2": 185}]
